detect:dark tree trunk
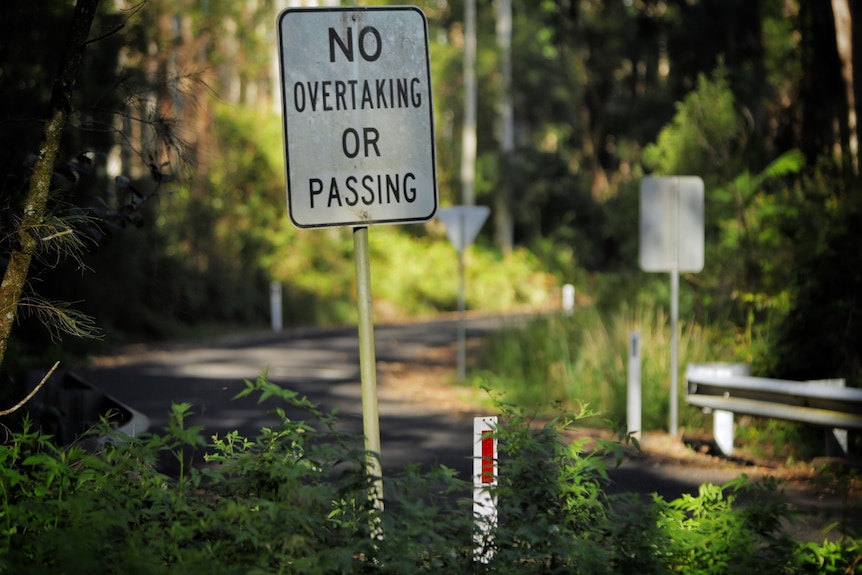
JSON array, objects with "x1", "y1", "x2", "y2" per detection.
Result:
[
  {"x1": 0, "y1": 0, "x2": 101, "y2": 372},
  {"x1": 798, "y1": 1, "x2": 845, "y2": 170}
]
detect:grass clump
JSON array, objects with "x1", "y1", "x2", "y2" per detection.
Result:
[{"x1": 473, "y1": 303, "x2": 737, "y2": 431}]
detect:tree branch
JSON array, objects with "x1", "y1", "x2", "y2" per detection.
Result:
[{"x1": 0, "y1": 362, "x2": 60, "y2": 417}]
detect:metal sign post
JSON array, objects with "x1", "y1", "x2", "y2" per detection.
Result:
[
  {"x1": 438, "y1": 206, "x2": 490, "y2": 380},
  {"x1": 639, "y1": 176, "x2": 704, "y2": 436},
  {"x1": 353, "y1": 226, "x2": 383, "y2": 514},
  {"x1": 277, "y1": 6, "x2": 438, "y2": 520},
  {"x1": 670, "y1": 183, "x2": 680, "y2": 437}
]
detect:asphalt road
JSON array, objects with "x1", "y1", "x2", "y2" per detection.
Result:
[
  {"x1": 79, "y1": 317, "x2": 505, "y2": 479},
  {"x1": 78, "y1": 316, "x2": 861, "y2": 541}
]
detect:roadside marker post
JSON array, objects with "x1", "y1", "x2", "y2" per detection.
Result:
[
  {"x1": 627, "y1": 331, "x2": 641, "y2": 441},
  {"x1": 639, "y1": 176, "x2": 704, "y2": 436},
  {"x1": 269, "y1": 281, "x2": 283, "y2": 332},
  {"x1": 473, "y1": 416, "x2": 498, "y2": 563},
  {"x1": 276, "y1": 6, "x2": 438, "y2": 520},
  {"x1": 562, "y1": 283, "x2": 575, "y2": 315}
]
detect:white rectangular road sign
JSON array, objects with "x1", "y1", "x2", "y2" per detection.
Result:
[
  {"x1": 639, "y1": 176, "x2": 704, "y2": 273},
  {"x1": 277, "y1": 7, "x2": 438, "y2": 229}
]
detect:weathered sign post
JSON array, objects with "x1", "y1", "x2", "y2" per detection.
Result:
[
  {"x1": 277, "y1": 6, "x2": 437, "y2": 515},
  {"x1": 639, "y1": 176, "x2": 704, "y2": 437},
  {"x1": 437, "y1": 205, "x2": 490, "y2": 380}
]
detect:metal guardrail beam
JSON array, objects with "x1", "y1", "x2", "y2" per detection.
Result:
[
  {"x1": 686, "y1": 394, "x2": 862, "y2": 430},
  {"x1": 685, "y1": 364, "x2": 862, "y2": 456},
  {"x1": 687, "y1": 372, "x2": 862, "y2": 404}
]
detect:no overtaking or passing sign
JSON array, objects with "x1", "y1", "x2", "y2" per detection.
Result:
[{"x1": 277, "y1": 6, "x2": 438, "y2": 229}]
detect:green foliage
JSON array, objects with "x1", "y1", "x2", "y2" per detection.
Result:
[
  {"x1": 642, "y1": 65, "x2": 744, "y2": 186},
  {"x1": 1, "y1": 377, "x2": 860, "y2": 573},
  {"x1": 482, "y1": 402, "x2": 619, "y2": 571},
  {"x1": 642, "y1": 479, "x2": 796, "y2": 574},
  {"x1": 773, "y1": 185, "x2": 862, "y2": 387}
]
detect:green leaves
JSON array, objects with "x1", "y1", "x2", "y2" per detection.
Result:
[
  {"x1": 643, "y1": 65, "x2": 743, "y2": 184},
  {"x1": 0, "y1": 374, "x2": 859, "y2": 573}
]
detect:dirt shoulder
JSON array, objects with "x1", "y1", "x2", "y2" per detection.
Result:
[{"x1": 376, "y1": 339, "x2": 862, "y2": 539}]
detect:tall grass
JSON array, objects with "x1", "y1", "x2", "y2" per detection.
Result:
[{"x1": 474, "y1": 303, "x2": 738, "y2": 431}]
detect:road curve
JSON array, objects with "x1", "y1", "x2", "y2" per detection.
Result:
[
  {"x1": 78, "y1": 316, "x2": 862, "y2": 542},
  {"x1": 79, "y1": 317, "x2": 506, "y2": 479}
]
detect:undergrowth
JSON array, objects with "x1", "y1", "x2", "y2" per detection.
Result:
[
  {"x1": 472, "y1": 304, "x2": 740, "y2": 430},
  {"x1": 1, "y1": 374, "x2": 859, "y2": 573}
]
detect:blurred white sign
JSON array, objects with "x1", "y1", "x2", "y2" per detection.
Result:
[
  {"x1": 639, "y1": 176, "x2": 704, "y2": 273},
  {"x1": 438, "y1": 206, "x2": 490, "y2": 253}
]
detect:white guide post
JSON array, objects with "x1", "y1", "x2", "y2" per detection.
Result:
[
  {"x1": 562, "y1": 283, "x2": 575, "y2": 315},
  {"x1": 473, "y1": 416, "x2": 498, "y2": 563},
  {"x1": 269, "y1": 281, "x2": 283, "y2": 332},
  {"x1": 627, "y1": 331, "x2": 642, "y2": 441}
]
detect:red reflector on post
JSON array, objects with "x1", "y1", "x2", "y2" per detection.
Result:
[{"x1": 481, "y1": 430, "x2": 494, "y2": 484}]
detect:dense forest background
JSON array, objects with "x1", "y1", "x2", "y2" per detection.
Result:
[{"x1": 0, "y1": 0, "x2": 859, "y2": 395}]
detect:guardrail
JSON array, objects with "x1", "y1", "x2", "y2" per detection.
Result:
[
  {"x1": 27, "y1": 370, "x2": 149, "y2": 445},
  {"x1": 685, "y1": 363, "x2": 862, "y2": 457}
]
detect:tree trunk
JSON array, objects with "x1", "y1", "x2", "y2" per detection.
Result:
[
  {"x1": 799, "y1": 1, "x2": 844, "y2": 167},
  {"x1": 0, "y1": 0, "x2": 100, "y2": 372},
  {"x1": 831, "y1": 0, "x2": 857, "y2": 176},
  {"x1": 461, "y1": 0, "x2": 477, "y2": 207},
  {"x1": 495, "y1": 0, "x2": 514, "y2": 254}
]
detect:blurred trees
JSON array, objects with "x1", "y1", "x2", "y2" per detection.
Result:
[
  {"x1": 0, "y1": 0, "x2": 101, "y2": 374},
  {"x1": 0, "y1": 0, "x2": 288, "y2": 379},
  {"x1": 426, "y1": 0, "x2": 860, "y2": 381},
  {"x1": 0, "y1": 0, "x2": 859, "y2": 384}
]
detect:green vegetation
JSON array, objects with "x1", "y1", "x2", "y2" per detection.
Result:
[
  {"x1": 1, "y1": 1, "x2": 861, "y2": 567},
  {"x1": 1, "y1": 376, "x2": 859, "y2": 574},
  {"x1": 472, "y1": 304, "x2": 737, "y2": 432},
  {"x1": 469, "y1": 61, "x2": 858, "y2": 457},
  {"x1": 0, "y1": 1, "x2": 859, "y2": 397}
]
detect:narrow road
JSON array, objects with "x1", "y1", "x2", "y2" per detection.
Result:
[
  {"x1": 80, "y1": 317, "x2": 504, "y2": 479},
  {"x1": 78, "y1": 316, "x2": 861, "y2": 542}
]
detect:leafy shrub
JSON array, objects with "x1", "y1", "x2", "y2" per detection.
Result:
[{"x1": 1, "y1": 376, "x2": 860, "y2": 573}]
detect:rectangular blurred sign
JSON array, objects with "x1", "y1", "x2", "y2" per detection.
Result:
[{"x1": 639, "y1": 176, "x2": 704, "y2": 273}]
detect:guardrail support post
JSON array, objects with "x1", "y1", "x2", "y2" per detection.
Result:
[
  {"x1": 714, "y1": 410, "x2": 734, "y2": 457},
  {"x1": 686, "y1": 363, "x2": 751, "y2": 457},
  {"x1": 811, "y1": 378, "x2": 849, "y2": 456}
]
